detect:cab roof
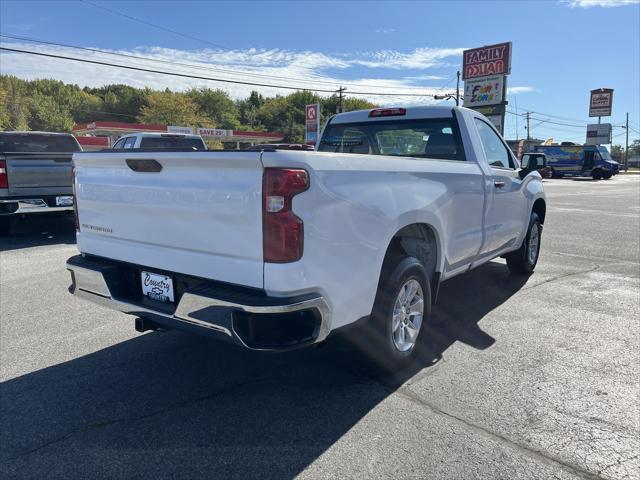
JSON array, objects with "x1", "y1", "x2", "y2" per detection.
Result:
[{"x1": 329, "y1": 105, "x2": 465, "y2": 124}]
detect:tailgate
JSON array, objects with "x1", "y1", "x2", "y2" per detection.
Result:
[
  {"x1": 74, "y1": 151, "x2": 265, "y2": 288},
  {"x1": 5, "y1": 154, "x2": 73, "y2": 196}
]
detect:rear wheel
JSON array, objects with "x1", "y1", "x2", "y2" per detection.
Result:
[
  {"x1": 0, "y1": 217, "x2": 10, "y2": 237},
  {"x1": 367, "y1": 256, "x2": 431, "y2": 371},
  {"x1": 506, "y1": 212, "x2": 542, "y2": 274}
]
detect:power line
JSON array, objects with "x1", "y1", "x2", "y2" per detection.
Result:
[
  {"x1": 0, "y1": 34, "x2": 439, "y2": 92},
  {"x1": 80, "y1": 0, "x2": 229, "y2": 50},
  {"x1": 0, "y1": 46, "x2": 438, "y2": 97}
]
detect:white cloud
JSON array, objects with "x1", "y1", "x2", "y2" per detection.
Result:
[
  {"x1": 0, "y1": 41, "x2": 463, "y2": 106},
  {"x1": 375, "y1": 28, "x2": 396, "y2": 34},
  {"x1": 349, "y1": 47, "x2": 465, "y2": 70},
  {"x1": 508, "y1": 86, "x2": 539, "y2": 95},
  {"x1": 564, "y1": 0, "x2": 639, "y2": 7}
]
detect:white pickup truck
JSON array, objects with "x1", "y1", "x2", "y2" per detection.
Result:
[{"x1": 67, "y1": 106, "x2": 546, "y2": 367}]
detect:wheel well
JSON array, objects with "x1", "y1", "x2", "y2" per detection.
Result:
[
  {"x1": 532, "y1": 198, "x2": 546, "y2": 224},
  {"x1": 382, "y1": 223, "x2": 438, "y2": 280}
]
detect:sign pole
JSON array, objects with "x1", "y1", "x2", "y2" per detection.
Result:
[{"x1": 455, "y1": 71, "x2": 460, "y2": 106}]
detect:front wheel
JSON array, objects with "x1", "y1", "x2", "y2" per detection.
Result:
[
  {"x1": 592, "y1": 169, "x2": 603, "y2": 180},
  {"x1": 603, "y1": 172, "x2": 612, "y2": 180},
  {"x1": 506, "y1": 212, "x2": 542, "y2": 274},
  {"x1": 368, "y1": 257, "x2": 432, "y2": 371}
]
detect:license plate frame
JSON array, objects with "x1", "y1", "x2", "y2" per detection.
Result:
[
  {"x1": 141, "y1": 271, "x2": 175, "y2": 303},
  {"x1": 56, "y1": 195, "x2": 74, "y2": 207}
]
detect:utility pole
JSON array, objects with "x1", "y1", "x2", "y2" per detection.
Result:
[
  {"x1": 336, "y1": 86, "x2": 346, "y2": 113},
  {"x1": 625, "y1": 112, "x2": 629, "y2": 172},
  {"x1": 455, "y1": 70, "x2": 460, "y2": 107},
  {"x1": 526, "y1": 111, "x2": 531, "y2": 151}
]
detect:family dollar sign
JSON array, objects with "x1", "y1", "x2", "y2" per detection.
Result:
[{"x1": 463, "y1": 42, "x2": 512, "y2": 80}]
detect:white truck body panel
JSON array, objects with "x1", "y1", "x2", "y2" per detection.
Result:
[{"x1": 74, "y1": 151, "x2": 264, "y2": 288}]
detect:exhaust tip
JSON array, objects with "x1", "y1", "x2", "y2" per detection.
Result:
[{"x1": 135, "y1": 317, "x2": 165, "y2": 333}]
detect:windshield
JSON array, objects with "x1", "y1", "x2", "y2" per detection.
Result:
[
  {"x1": 0, "y1": 133, "x2": 81, "y2": 153},
  {"x1": 318, "y1": 118, "x2": 465, "y2": 161},
  {"x1": 140, "y1": 137, "x2": 206, "y2": 150},
  {"x1": 597, "y1": 146, "x2": 612, "y2": 161}
]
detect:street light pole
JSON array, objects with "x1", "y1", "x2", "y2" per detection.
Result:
[{"x1": 456, "y1": 70, "x2": 460, "y2": 107}]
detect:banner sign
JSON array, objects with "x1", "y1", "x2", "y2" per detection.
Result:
[
  {"x1": 463, "y1": 75, "x2": 505, "y2": 108},
  {"x1": 305, "y1": 104, "x2": 320, "y2": 145},
  {"x1": 167, "y1": 125, "x2": 194, "y2": 134},
  {"x1": 197, "y1": 128, "x2": 233, "y2": 138},
  {"x1": 586, "y1": 123, "x2": 612, "y2": 145},
  {"x1": 589, "y1": 88, "x2": 613, "y2": 117},
  {"x1": 462, "y1": 42, "x2": 512, "y2": 80}
]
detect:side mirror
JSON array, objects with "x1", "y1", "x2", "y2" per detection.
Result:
[{"x1": 518, "y1": 167, "x2": 531, "y2": 180}]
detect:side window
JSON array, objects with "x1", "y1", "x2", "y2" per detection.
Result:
[
  {"x1": 124, "y1": 137, "x2": 137, "y2": 149},
  {"x1": 521, "y1": 154, "x2": 531, "y2": 169},
  {"x1": 474, "y1": 119, "x2": 513, "y2": 169},
  {"x1": 112, "y1": 138, "x2": 126, "y2": 149}
]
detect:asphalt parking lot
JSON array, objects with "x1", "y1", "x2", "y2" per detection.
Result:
[{"x1": 1, "y1": 174, "x2": 639, "y2": 480}]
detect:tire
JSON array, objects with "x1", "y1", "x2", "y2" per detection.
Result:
[
  {"x1": 366, "y1": 256, "x2": 432, "y2": 371},
  {"x1": 506, "y1": 212, "x2": 542, "y2": 274},
  {"x1": 603, "y1": 172, "x2": 612, "y2": 180},
  {"x1": 0, "y1": 217, "x2": 10, "y2": 237},
  {"x1": 592, "y1": 169, "x2": 603, "y2": 180}
]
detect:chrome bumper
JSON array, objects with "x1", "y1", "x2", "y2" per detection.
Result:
[
  {"x1": 66, "y1": 255, "x2": 331, "y2": 351},
  {"x1": 0, "y1": 198, "x2": 73, "y2": 215}
]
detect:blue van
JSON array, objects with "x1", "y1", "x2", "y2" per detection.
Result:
[{"x1": 532, "y1": 144, "x2": 619, "y2": 180}]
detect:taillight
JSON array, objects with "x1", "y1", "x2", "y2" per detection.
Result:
[
  {"x1": 0, "y1": 160, "x2": 8, "y2": 189},
  {"x1": 369, "y1": 108, "x2": 406, "y2": 117},
  {"x1": 71, "y1": 166, "x2": 80, "y2": 232},
  {"x1": 263, "y1": 168, "x2": 309, "y2": 263}
]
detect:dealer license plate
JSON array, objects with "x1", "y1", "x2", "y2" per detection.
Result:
[
  {"x1": 56, "y1": 195, "x2": 74, "y2": 206},
  {"x1": 141, "y1": 271, "x2": 174, "y2": 303}
]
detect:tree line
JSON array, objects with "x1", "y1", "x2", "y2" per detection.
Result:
[{"x1": 0, "y1": 75, "x2": 377, "y2": 143}]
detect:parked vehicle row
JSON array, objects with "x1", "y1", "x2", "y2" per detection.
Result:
[{"x1": 66, "y1": 105, "x2": 546, "y2": 368}]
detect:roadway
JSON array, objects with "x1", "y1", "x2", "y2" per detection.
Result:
[{"x1": 1, "y1": 174, "x2": 638, "y2": 479}]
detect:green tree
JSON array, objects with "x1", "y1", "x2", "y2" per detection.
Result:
[
  {"x1": 138, "y1": 91, "x2": 202, "y2": 126},
  {"x1": 187, "y1": 88, "x2": 239, "y2": 129},
  {"x1": 0, "y1": 75, "x2": 30, "y2": 130},
  {"x1": 611, "y1": 144, "x2": 624, "y2": 161}
]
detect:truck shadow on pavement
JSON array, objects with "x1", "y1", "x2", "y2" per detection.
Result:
[
  {"x1": 0, "y1": 263, "x2": 528, "y2": 479},
  {"x1": 0, "y1": 214, "x2": 76, "y2": 252}
]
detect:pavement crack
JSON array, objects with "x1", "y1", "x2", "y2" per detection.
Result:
[
  {"x1": 1, "y1": 362, "x2": 289, "y2": 463},
  {"x1": 522, "y1": 264, "x2": 602, "y2": 291},
  {"x1": 339, "y1": 363, "x2": 609, "y2": 480},
  {"x1": 394, "y1": 386, "x2": 607, "y2": 480}
]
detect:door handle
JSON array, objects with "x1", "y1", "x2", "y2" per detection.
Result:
[{"x1": 494, "y1": 180, "x2": 505, "y2": 188}]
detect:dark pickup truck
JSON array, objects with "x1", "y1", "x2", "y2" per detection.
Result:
[{"x1": 0, "y1": 132, "x2": 81, "y2": 236}]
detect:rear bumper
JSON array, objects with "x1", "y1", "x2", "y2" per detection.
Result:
[
  {"x1": 0, "y1": 197, "x2": 73, "y2": 215},
  {"x1": 66, "y1": 255, "x2": 331, "y2": 352}
]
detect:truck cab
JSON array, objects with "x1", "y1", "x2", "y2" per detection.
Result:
[{"x1": 112, "y1": 133, "x2": 207, "y2": 150}]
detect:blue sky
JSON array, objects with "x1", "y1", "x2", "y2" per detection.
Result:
[{"x1": 1, "y1": 0, "x2": 639, "y2": 143}]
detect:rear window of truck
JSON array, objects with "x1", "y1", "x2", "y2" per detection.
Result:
[
  {"x1": 0, "y1": 134, "x2": 81, "y2": 153},
  {"x1": 139, "y1": 137, "x2": 206, "y2": 150},
  {"x1": 318, "y1": 118, "x2": 465, "y2": 161}
]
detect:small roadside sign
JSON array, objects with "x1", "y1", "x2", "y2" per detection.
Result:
[
  {"x1": 305, "y1": 104, "x2": 320, "y2": 145},
  {"x1": 589, "y1": 88, "x2": 613, "y2": 117}
]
